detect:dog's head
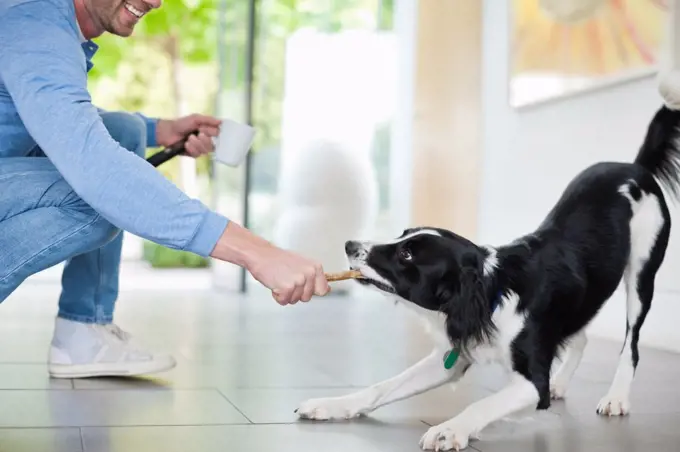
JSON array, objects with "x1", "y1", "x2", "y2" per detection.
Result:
[{"x1": 346, "y1": 227, "x2": 497, "y2": 345}]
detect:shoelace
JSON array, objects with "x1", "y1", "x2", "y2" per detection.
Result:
[
  {"x1": 103, "y1": 324, "x2": 132, "y2": 342},
  {"x1": 101, "y1": 324, "x2": 151, "y2": 358}
]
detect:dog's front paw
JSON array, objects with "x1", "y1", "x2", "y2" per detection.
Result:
[
  {"x1": 596, "y1": 393, "x2": 631, "y2": 416},
  {"x1": 295, "y1": 396, "x2": 363, "y2": 421},
  {"x1": 419, "y1": 420, "x2": 474, "y2": 451}
]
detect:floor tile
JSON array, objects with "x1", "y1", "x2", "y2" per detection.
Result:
[
  {"x1": 548, "y1": 378, "x2": 680, "y2": 416},
  {"x1": 6, "y1": 279, "x2": 680, "y2": 452},
  {"x1": 81, "y1": 422, "x2": 428, "y2": 452},
  {"x1": 0, "y1": 427, "x2": 83, "y2": 452},
  {"x1": 72, "y1": 357, "x2": 344, "y2": 390},
  {"x1": 471, "y1": 412, "x2": 680, "y2": 452},
  {"x1": 0, "y1": 364, "x2": 72, "y2": 390},
  {"x1": 0, "y1": 335, "x2": 55, "y2": 363},
  {"x1": 0, "y1": 389, "x2": 248, "y2": 428}
]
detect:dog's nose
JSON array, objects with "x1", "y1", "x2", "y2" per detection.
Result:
[{"x1": 345, "y1": 240, "x2": 360, "y2": 256}]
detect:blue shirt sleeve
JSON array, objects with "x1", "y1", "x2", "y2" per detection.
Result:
[
  {"x1": 99, "y1": 108, "x2": 159, "y2": 149},
  {"x1": 0, "y1": 6, "x2": 229, "y2": 256},
  {"x1": 134, "y1": 112, "x2": 159, "y2": 148},
  {"x1": 97, "y1": 107, "x2": 159, "y2": 148}
]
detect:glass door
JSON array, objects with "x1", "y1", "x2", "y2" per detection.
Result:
[
  {"x1": 211, "y1": 0, "x2": 253, "y2": 292},
  {"x1": 215, "y1": 0, "x2": 398, "y2": 294}
]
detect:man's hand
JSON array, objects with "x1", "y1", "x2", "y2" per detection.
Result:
[
  {"x1": 248, "y1": 245, "x2": 331, "y2": 305},
  {"x1": 156, "y1": 114, "x2": 222, "y2": 158},
  {"x1": 210, "y1": 222, "x2": 331, "y2": 305}
]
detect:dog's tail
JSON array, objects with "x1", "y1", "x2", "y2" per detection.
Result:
[{"x1": 634, "y1": 71, "x2": 680, "y2": 198}]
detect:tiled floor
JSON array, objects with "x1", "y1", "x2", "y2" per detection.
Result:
[{"x1": 4, "y1": 271, "x2": 680, "y2": 452}]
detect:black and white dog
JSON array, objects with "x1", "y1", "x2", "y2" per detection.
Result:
[{"x1": 295, "y1": 78, "x2": 680, "y2": 450}]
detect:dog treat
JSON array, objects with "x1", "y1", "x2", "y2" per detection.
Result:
[{"x1": 325, "y1": 270, "x2": 363, "y2": 282}]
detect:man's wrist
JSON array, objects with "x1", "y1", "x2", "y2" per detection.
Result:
[{"x1": 210, "y1": 221, "x2": 272, "y2": 269}]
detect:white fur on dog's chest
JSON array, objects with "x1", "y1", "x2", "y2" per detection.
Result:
[
  {"x1": 474, "y1": 292, "x2": 526, "y2": 366},
  {"x1": 398, "y1": 291, "x2": 527, "y2": 368}
]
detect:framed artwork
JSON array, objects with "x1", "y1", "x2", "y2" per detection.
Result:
[{"x1": 510, "y1": 0, "x2": 668, "y2": 108}]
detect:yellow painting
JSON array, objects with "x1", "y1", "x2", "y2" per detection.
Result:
[{"x1": 510, "y1": 0, "x2": 668, "y2": 107}]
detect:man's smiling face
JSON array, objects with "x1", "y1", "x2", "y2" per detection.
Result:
[{"x1": 81, "y1": 0, "x2": 160, "y2": 37}]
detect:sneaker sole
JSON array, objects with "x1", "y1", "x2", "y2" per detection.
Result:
[{"x1": 48, "y1": 356, "x2": 177, "y2": 379}]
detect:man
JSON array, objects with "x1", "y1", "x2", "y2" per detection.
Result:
[{"x1": 0, "y1": 0, "x2": 331, "y2": 379}]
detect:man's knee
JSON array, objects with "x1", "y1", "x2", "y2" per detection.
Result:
[
  {"x1": 86, "y1": 216, "x2": 122, "y2": 250},
  {"x1": 53, "y1": 180, "x2": 122, "y2": 248},
  {"x1": 99, "y1": 111, "x2": 147, "y2": 158}
]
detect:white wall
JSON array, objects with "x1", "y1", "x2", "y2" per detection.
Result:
[{"x1": 479, "y1": 0, "x2": 680, "y2": 352}]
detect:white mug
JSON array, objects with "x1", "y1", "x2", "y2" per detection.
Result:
[{"x1": 213, "y1": 118, "x2": 256, "y2": 167}]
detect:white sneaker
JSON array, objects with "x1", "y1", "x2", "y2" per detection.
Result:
[{"x1": 48, "y1": 317, "x2": 176, "y2": 379}]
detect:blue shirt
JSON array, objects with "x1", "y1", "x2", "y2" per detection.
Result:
[{"x1": 0, "y1": 0, "x2": 229, "y2": 257}]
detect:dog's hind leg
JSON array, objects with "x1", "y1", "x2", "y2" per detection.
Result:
[
  {"x1": 549, "y1": 329, "x2": 587, "y2": 400},
  {"x1": 597, "y1": 190, "x2": 671, "y2": 416},
  {"x1": 295, "y1": 348, "x2": 470, "y2": 421}
]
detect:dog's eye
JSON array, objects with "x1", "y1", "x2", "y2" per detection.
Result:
[{"x1": 399, "y1": 249, "x2": 413, "y2": 261}]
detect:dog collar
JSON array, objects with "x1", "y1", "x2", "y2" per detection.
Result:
[{"x1": 443, "y1": 290, "x2": 503, "y2": 369}]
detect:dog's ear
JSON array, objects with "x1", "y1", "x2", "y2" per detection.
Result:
[{"x1": 438, "y1": 252, "x2": 495, "y2": 346}]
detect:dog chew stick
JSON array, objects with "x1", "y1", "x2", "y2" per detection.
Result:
[{"x1": 325, "y1": 270, "x2": 363, "y2": 282}]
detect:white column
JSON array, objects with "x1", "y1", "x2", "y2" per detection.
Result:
[
  {"x1": 408, "y1": 0, "x2": 484, "y2": 238},
  {"x1": 672, "y1": 0, "x2": 680, "y2": 69},
  {"x1": 388, "y1": 0, "x2": 417, "y2": 234}
]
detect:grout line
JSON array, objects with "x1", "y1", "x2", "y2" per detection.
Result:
[
  {"x1": 78, "y1": 427, "x2": 86, "y2": 452},
  {"x1": 214, "y1": 388, "x2": 254, "y2": 424}
]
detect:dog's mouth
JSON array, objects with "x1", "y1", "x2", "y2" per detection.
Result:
[
  {"x1": 361, "y1": 279, "x2": 396, "y2": 294},
  {"x1": 349, "y1": 265, "x2": 395, "y2": 294}
]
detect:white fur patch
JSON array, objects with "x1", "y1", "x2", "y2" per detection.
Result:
[
  {"x1": 364, "y1": 228, "x2": 443, "y2": 249},
  {"x1": 598, "y1": 187, "x2": 665, "y2": 416},
  {"x1": 658, "y1": 69, "x2": 680, "y2": 111},
  {"x1": 617, "y1": 179, "x2": 639, "y2": 206},
  {"x1": 465, "y1": 290, "x2": 526, "y2": 367},
  {"x1": 550, "y1": 330, "x2": 588, "y2": 399},
  {"x1": 482, "y1": 246, "x2": 498, "y2": 277}
]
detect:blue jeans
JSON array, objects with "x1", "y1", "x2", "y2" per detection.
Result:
[{"x1": 0, "y1": 111, "x2": 147, "y2": 323}]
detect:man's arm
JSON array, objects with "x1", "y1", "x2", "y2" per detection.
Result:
[
  {"x1": 0, "y1": 9, "x2": 223, "y2": 256},
  {"x1": 0, "y1": 4, "x2": 331, "y2": 305}
]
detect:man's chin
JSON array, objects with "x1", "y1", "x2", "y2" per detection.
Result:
[
  {"x1": 111, "y1": 24, "x2": 136, "y2": 37},
  {"x1": 104, "y1": 23, "x2": 134, "y2": 37}
]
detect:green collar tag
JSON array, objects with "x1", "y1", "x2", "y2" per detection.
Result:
[{"x1": 443, "y1": 349, "x2": 459, "y2": 369}]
